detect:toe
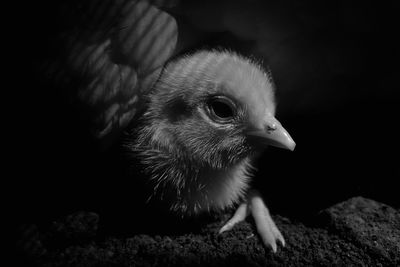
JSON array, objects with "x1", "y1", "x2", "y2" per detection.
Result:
[
  {"x1": 249, "y1": 191, "x2": 285, "y2": 252},
  {"x1": 219, "y1": 203, "x2": 248, "y2": 233}
]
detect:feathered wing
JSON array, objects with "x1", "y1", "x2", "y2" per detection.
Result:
[{"x1": 41, "y1": 0, "x2": 178, "y2": 145}]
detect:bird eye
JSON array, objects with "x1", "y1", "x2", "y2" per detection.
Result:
[{"x1": 207, "y1": 96, "x2": 236, "y2": 122}]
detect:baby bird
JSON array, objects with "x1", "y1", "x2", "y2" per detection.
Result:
[
  {"x1": 26, "y1": 0, "x2": 294, "y2": 254},
  {"x1": 124, "y1": 50, "x2": 295, "y2": 252}
]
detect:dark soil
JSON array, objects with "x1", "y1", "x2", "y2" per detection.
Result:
[{"x1": 14, "y1": 197, "x2": 400, "y2": 267}]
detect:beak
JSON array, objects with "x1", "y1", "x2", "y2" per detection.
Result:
[{"x1": 246, "y1": 117, "x2": 296, "y2": 151}]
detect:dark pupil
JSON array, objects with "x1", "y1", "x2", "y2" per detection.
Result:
[{"x1": 211, "y1": 100, "x2": 233, "y2": 118}]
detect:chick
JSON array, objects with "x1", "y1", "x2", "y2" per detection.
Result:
[
  {"x1": 26, "y1": 0, "x2": 295, "y2": 254},
  {"x1": 124, "y1": 50, "x2": 295, "y2": 252}
]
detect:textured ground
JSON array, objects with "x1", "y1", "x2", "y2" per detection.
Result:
[{"x1": 14, "y1": 196, "x2": 400, "y2": 267}]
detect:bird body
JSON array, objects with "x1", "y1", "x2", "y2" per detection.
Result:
[
  {"x1": 125, "y1": 50, "x2": 279, "y2": 212},
  {"x1": 124, "y1": 50, "x2": 295, "y2": 251}
]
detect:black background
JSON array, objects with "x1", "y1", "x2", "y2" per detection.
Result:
[{"x1": 6, "y1": 0, "x2": 399, "y2": 229}]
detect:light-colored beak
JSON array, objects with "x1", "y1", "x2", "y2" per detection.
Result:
[{"x1": 246, "y1": 117, "x2": 296, "y2": 151}]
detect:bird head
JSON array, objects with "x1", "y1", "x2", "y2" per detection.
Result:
[
  {"x1": 127, "y1": 50, "x2": 295, "y2": 214},
  {"x1": 142, "y1": 50, "x2": 295, "y2": 164}
]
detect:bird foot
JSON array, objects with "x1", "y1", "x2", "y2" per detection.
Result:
[{"x1": 219, "y1": 189, "x2": 285, "y2": 253}]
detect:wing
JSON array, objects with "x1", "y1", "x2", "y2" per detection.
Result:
[{"x1": 42, "y1": 0, "x2": 178, "y2": 145}]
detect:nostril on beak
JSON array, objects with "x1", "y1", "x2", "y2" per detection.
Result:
[{"x1": 266, "y1": 123, "x2": 277, "y2": 133}]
